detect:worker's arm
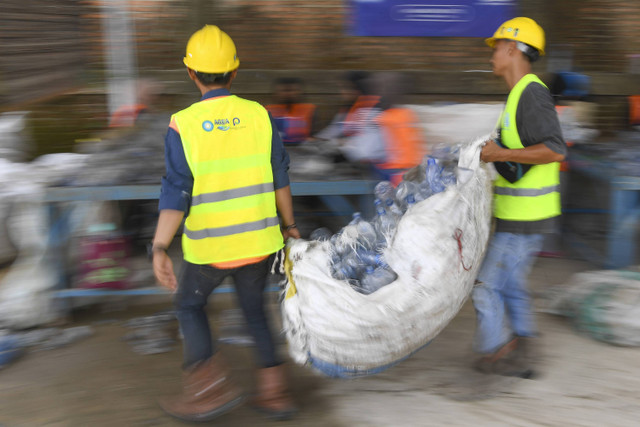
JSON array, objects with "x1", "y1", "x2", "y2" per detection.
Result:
[
  {"x1": 275, "y1": 185, "x2": 300, "y2": 239},
  {"x1": 481, "y1": 140, "x2": 565, "y2": 164},
  {"x1": 269, "y1": 113, "x2": 300, "y2": 240},
  {"x1": 153, "y1": 124, "x2": 193, "y2": 291},
  {"x1": 152, "y1": 209, "x2": 185, "y2": 291}
]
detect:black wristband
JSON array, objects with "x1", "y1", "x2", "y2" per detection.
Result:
[{"x1": 283, "y1": 223, "x2": 297, "y2": 231}]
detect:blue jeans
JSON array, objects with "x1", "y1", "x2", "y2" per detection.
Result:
[
  {"x1": 174, "y1": 256, "x2": 281, "y2": 368},
  {"x1": 472, "y1": 232, "x2": 544, "y2": 354}
]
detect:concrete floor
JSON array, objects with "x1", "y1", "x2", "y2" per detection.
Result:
[{"x1": 1, "y1": 256, "x2": 640, "y2": 427}]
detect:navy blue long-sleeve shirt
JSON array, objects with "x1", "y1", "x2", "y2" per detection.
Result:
[{"x1": 159, "y1": 88, "x2": 290, "y2": 213}]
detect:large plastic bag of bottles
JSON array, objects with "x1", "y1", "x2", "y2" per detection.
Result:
[{"x1": 281, "y1": 136, "x2": 494, "y2": 378}]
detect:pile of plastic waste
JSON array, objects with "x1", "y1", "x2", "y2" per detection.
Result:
[
  {"x1": 121, "y1": 311, "x2": 177, "y2": 355},
  {"x1": 309, "y1": 145, "x2": 461, "y2": 295}
]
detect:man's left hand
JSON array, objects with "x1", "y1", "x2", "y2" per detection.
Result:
[{"x1": 480, "y1": 140, "x2": 506, "y2": 163}]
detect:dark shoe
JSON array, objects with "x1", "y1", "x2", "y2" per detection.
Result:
[
  {"x1": 474, "y1": 337, "x2": 538, "y2": 379},
  {"x1": 473, "y1": 337, "x2": 518, "y2": 375},
  {"x1": 507, "y1": 336, "x2": 539, "y2": 379},
  {"x1": 159, "y1": 353, "x2": 244, "y2": 422},
  {"x1": 252, "y1": 364, "x2": 297, "y2": 420}
]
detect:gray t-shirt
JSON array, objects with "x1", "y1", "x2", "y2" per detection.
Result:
[{"x1": 495, "y1": 81, "x2": 567, "y2": 235}]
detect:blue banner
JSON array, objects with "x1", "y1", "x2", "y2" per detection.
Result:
[{"x1": 348, "y1": 0, "x2": 518, "y2": 37}]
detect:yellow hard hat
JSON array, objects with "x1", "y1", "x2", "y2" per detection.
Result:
[
  {"x1": 183, "y1": 25, "x2": 240, "y2": 73},
  {"x1": 485, "y1": 17, "x2": 546, "y2": 56}
]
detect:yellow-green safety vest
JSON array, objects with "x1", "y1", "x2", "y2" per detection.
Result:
[
  {"x1": 172, "y1": 95, "x2": 284, "y2": 264},
  {"x1": 494, "y1": 74, "x2": 561, "y2": 222}
]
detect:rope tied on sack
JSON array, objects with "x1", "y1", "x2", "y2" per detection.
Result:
[{"x1": 454, "y1": 228, "x2": 472, "y2": 271}]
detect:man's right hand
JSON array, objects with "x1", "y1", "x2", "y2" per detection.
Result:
[{"x1": 153, "y1": 251, "x2": 178, "y2": 292}]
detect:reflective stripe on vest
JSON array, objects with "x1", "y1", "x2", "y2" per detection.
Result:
[
  {"x1": 494, "y1": 74, "x2": 561, "y2": 222},
  {"x1": 172, "y1": 95, "x2": 284, "y2": 264}
]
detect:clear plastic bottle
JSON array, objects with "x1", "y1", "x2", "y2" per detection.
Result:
[
  {"x1": 310, "y1": 227, "x2": 333, "y2": 241},
  {"x1": 356, "y1": 220, "x2": 378, "y2": 251},
  {"x1": 360, "y1": 266, "x2": 398, "y2": 294},
  {"x1": 426, "y1": 157, "x2": 446, "y2": 194},
  {"x1": 357, "y1": 249, "x2": 389, "y2": 269},
  {"x1": 374, "y1": 181, "x2": 396, "y2": 207},
  {"x1": 348, "y1": 212, "x2": 363, "y2": 226},
  {"x1": 374, "y1": 204, "x2": 397, "y2": 246},
  {"x1": 395, "y1": 180, "x2": 425, "y2": 211}
]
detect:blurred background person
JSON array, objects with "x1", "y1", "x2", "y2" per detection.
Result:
[
  {"x1": 314, "y1": 70, "x2": 379, "y2": 142},
  {"x1": 266, "y1": 77, "x2": 317, "y2": 145},
  {"x1": 370, "y1": 72, "x2": 426, "y2": 184},
  {"x1": 109, "y1": 79, "x2": 164, "y2": 128},
  {"x1": 328, "y1": 71, "x2": 425, "y2": 184}
]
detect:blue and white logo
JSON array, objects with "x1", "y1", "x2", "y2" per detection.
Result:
[
  {"x1": 232, "y1": 117, "x2": 241, "y2": 126},
  {"x1": 215, "y1": 119, "x2": 230, "y2": 131},
  {"x1": 202, "y1": 120, "x2": 214, "y2": 132},
  {"x1": 503, "y1": 112, "x2": 511, "y2": 129}
]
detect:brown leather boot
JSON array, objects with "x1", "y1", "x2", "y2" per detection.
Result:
[
  {"x1": 159, "y1": 353, "x2": 244, "y2": 422},
  {"x1": 252, "y1": 364, "x2": 297, "y2": 420}
]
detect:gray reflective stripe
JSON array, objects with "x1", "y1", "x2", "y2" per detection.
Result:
[
  {"x1": 191, "y1": 183, "x2": 274, "y2": 207},
  {"x1": 185, "y1": 216, "x2": 279, "y2": 240},
  {"x1": 495, "y1": 184, "x2": 560, "y2": 197}
]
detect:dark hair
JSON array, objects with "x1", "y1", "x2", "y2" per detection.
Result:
[
  {"x1": 275, "y1": 77, "x2": 303, "y2": 86},
  {"x1": 194, "y1": 70, "x2": 234, "y2": 86},
  {"x1": 516, "y1": 41, "x2": 540, "y2": 63},
  {"x1": 344, "y1": 71, "x2": 371, "y2": 95}
]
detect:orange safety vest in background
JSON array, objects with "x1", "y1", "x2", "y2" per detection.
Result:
[
  {"x1": 376, "y1": 108, "x2": 424, "y2": 170},
  {"x1": 266, "y1": 103, "x2": 316, "y2": 144},
  {"x1": 629, "y1": 95, "x2": 640, "y2": 126},
  {"x1": 109, "y1": 104, "x2": 147, "y2": 128},
  {"x1": 342, "y1": 95, "x2": 381, "y2": 137}
]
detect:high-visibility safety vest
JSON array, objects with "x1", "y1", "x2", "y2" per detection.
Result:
[
  {"x1": 376, "y1": 107, "x2": 424, "y2": 170},
  {"x1": 494, "y1": 74, "x2": 561, "y2": 222},
  {"x1": 265, "y1": 103, "x2": 315, "y2": 144},
  {"x1": 172, "y1": 95, "x2": 284, "y2": 264}
]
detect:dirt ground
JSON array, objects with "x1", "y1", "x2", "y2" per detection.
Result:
[{"x1": 1, "y1": 256, "x2": 640, "y2": 427}]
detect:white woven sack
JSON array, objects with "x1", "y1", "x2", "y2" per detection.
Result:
[{"x1": 281, "y1": 136, "x2": 494, "y2": 377}]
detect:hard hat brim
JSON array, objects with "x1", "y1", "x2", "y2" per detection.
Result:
[
  {"x1": 484, "y1": 37, "x2": 545, "y2": 55},
  {"x1": 485, "y1": 37, "x2": 497, "y2": 48},
  {"x1": 183, "y1": 57, "x2": 240, "y2": 74}
]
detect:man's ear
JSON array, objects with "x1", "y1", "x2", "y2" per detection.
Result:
[{"x1": 187, "y1": 68, "x2": 197, "y2": 82}]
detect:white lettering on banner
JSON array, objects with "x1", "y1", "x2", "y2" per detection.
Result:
[
  {"x1": 477, "y1": 0, "x2": 515, "y2": 5},
  {"x1": 391, "y1": 4, "x2": 475, "y2": 23}
]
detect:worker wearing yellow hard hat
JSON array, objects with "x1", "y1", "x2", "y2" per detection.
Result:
[
  {"x1": 152, "y1": 25, "x2": 299, "y2": 422},
  {"x1": 472, "y1": 17, "x2": 567, "y2": 378}
]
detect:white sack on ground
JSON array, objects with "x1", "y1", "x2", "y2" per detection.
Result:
[
  {"x1": 544, "y1": 269, "x2": 640, "y2": 347},
  {"x1": 281, "y1": 137, "x2": 494, "y2": 377},
  {"x1": 0, "y1": 195, "x2": 60, "y2": 329}
]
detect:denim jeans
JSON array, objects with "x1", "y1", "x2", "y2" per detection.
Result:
[
  {"x1": 174, "y1": 255, "x2": 281, "y2": 368},
  {"x1": 472, "y1": 232, "x2": 544, "y2": 354}
]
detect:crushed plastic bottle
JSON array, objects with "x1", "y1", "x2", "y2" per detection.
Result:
[
  {"x1": 359, "y1": 266, "x2": 398, "y2": 295},
  {"x1": 374, "y1": 181, "x2": 396, "y2": 207},
  {"x1": 310, "y1": 227, "x2": 333, "y2": 241},
  {"x1": 374, "y1": 203, "x2": 397, "y2": 247},
  {"x1": 395, "y1": 180, "x2": 425, "y2": 212},
  {"x1": 357, "y1": 250, "x2": 389, "y2": 269},
  {"x1": 349, "y1": 212, "x2": 363, "y2": 225},
  {"x1": 425, "y1": 157, "x2": 446, "y2": 194},
  {"x1": 356, "y1": 220, "x2": 378, "y2": 251}
]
